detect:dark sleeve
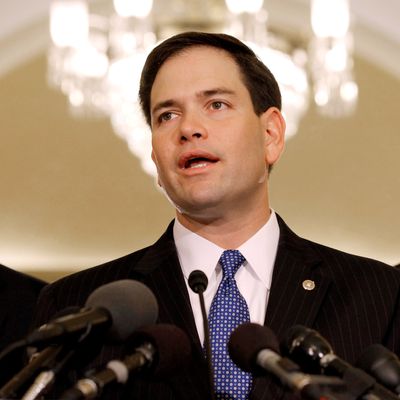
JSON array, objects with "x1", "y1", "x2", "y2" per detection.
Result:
[
  {"x1": 0, "y1": 267, "x2": 46, "y2": 348},
  {"x1": 382, "y1": 270, "x2": 400, "y2": 354},
  {"x1": 0, "y1": 265, "x2": 46, "y2": 385},
  {"x1": 29, "y1": 282, "x2": 62, "y2": 330}
]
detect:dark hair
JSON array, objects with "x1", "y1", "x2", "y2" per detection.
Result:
[{"x1": 139, "y1": 31, "x2": 282, "y2": 126}]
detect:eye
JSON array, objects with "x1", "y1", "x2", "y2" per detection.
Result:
[
  {"x1": 158, "y1": 111, "x2": 177, "y2": 123},
  {"x1": 211, "y1": 101, "x2": 226, "y2": 110}
]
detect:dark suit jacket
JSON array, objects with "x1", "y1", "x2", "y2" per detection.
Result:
[
  {"x1": 31, "y1": 216, "x2": 400, "y2": 399},
  {"x1": 0, "y1": 264, "x2": 46, "y2": 384}
]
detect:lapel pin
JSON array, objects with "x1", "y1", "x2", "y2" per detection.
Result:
[{"x1": 302, "y1": 279, "x2": 316, "y2": 291}]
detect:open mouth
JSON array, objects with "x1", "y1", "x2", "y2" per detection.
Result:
[
  {"x1": 184, "y1": 157, "x2": 218, "y2": 169},
  {"x1": 179, "y1": 152, "x2": 219, "y2": 170}
]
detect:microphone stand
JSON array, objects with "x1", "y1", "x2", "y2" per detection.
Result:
[
  {"x1": 19, "y1": 325, "x2": 93, "y2": 400},
  {"x1": 0, "y1": 345, "x2": 63, "y2": 399},
  {"x1": 20, "y1": 344, "x2": 76, "y2": 400},
  {"x1": 199, "y1": 288, "x2": 216, "y2": 400},
  {"x1": 188, "y1": 270, "x2": 216, "y2": 400}
]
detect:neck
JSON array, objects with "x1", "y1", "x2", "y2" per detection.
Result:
[{"x1": 176, "y1": 206, "x2": 271, "y2": 249}]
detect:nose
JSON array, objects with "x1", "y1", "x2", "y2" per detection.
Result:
[{"x1": 179, "y1": 112, "x2": 208, "y2": 142}]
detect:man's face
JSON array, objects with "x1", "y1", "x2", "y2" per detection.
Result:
[{"x1": 150, "y1": 46, "x2": 282, "y2": 220}]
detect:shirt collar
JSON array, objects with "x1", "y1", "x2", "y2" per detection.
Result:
[
  {"x1": 173, "y1": 220, "x2": 223, "y2": 284},
  {"x1": 237, "y1": 210, "x2": 279, "y2": 290},
  {"x1": 174, "y1": 210, "x2": 280, "y2": 290}
]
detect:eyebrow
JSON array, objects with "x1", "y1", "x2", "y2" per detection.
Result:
[
  {"x1": 200, "y1": 87, "x2": 236, "y2": 98},
  {"x1": 151, "y1": 87, "x2": 236, "y2": 117},
  {"x1": 151, "y1": 99, "x2": 176, "y2": 117}
]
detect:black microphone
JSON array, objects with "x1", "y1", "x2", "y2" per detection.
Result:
[
  {"x1": 19, "y1": 333, "x2": 103, "y2": 400},
  {"x1": 0, "y1": 306, "x2": 80, "y2": 367},
  {"x1": 26, "y1": 279, "x2": 159, "y2": 346},
  {"x1": 228, "y1": 323, "x2": 347, "y2": 400},
  {"x1": 59, "y1": 324, "x2": 192, "y2": 400},
  {"x1": 0, "y1": 307, "x2": 81, "y2": 400},
  {"x1": 188, "y1": 270, "x2": 208, "y2": 294},
  {"x1": 356, "y1": 344, "x2": 400, "y2": 395},
  {"x1": 0, "y1": 280, "x2": 158, "y2": 400},
  {"x1": 188, "y1": 270, "x2": 216, "y2": 400},
  {"x1": 282, "y1": 325, "x2": 398, "y2": 400}
]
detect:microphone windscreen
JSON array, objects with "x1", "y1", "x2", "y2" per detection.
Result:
[
  {"x1": 281, "y1": 325, "x2": 309, "y2": 354},
  {"x1": 86, "y1": 280, "x2": 158, "y2": 342},
  {"x1": 129, "y1": 324, "x2": 191, "y2": 377},
  {"x1": 281, "y1": 325, "x2": 332, "y2": 374},
  {"x1": 228, "y1": 322, "x2": 279, "y2": 373},
  {"x1": 356, "y1": 344, "x2": 400, "y2": 393},
  {"x1": 188, "y1": 270, "x2": 208, "y2": 294},
  {"x1": 356, "y1": 344, "x2": 391, "y2": 368}
]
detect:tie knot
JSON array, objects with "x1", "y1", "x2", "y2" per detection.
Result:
[{"x1": 219, "y1": 250, "x2": 245, "y2": 279}]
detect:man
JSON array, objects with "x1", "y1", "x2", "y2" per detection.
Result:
[
  {"x1": 31, "y1": 32, "x2": 400, "y2": 399},
  {"x1": 0, "y1": 263, "x2": 46, "y2": 385}
]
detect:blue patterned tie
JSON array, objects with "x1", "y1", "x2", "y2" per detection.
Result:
[{"x1": 208, "y1": 250, "x2": 252, "y2": 399}]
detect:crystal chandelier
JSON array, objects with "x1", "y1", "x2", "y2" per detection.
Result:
[{"x1": 47, "y1": 0, "x2": 358, "y2": 177}]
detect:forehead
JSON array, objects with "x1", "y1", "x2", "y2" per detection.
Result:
[
  {"x1": 150, "y1": 46, "x2": 246, "y2": 104},
  {"x1": 159, "y1": 45, "x2": 240, "y2": 76}
]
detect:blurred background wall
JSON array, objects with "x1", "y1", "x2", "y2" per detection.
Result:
[{"x1": 1, "y1": 0, "x2": 399, "y2": 282}]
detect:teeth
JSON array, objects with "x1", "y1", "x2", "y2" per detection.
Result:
[
  {"x1": 190, "y1": 162, "x2": 208, "y2": 169},
  {"x1": 182, "y1": 156, "x2": 217, "y2": 169},
  {"x1": 185, "y1": 157, "x2": 209, "y2": 169}
]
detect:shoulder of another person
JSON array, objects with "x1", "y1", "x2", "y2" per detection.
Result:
[{"x1": 0, "y1": 263, "x2": 45, "y2": 293}]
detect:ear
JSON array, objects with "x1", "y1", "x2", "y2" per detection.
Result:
[
  {"x1": 261, "y1": 107, "x2": 286, "y2": 167},
  {"x1": 151, "y1": 150, "x2": 163, "y2": 187}
]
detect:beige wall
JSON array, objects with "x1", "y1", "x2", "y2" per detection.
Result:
[{"x1": 0, "y1": 12, "x2": 399, "y2": 282}]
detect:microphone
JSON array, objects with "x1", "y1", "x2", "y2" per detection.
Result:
[
  {"x1": 59, "y1": 324, "x2": 191, "y2": 400},
  {"x1": 282, "y1": 325, "x2": 398, "y2": 400},
  {"x1": 0, "y1": 307, "x2": 81, "y2": 400},
  {"x1": 188, "y1": 270, "x2": 208, "y2": 294},
  {"x1": 0, "y1": 307, "x2": 79, "y2": 367},
  {"x1": 0, "y1": 280, "x2": 158, "y2": 400},
  {"x1": 228, "y1": 323, "x2": 347, "y2": 400},
  {"x1": 188, "y1": 270, "x2": 216, "y2": 400},
  {"x1": 0, "y1": 345, "x2": 64, "y2": 400},
  {"x1": 26, "y1": 279, "x2": 159, "y2": 346},
  {"x1": 356, "y1": 344, "x2": 400, "y2": 395}
]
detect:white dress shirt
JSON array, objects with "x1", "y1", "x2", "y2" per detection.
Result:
[{"x1": 174, "y1": 210, "x2": 280, "y2": 344}]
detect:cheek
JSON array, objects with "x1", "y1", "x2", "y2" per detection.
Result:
[
  {"x1": 152, "y1": 144, "x2": 176, "y2": 180},
  {"x1": 152, "y1": 138, "x2": 168, "y2": 163},
  {"x1": 238, "y1": 124, "x2": 265, "y2": 151}
]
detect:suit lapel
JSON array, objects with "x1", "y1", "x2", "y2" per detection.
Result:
[
  {"x1": 251, "y1": 215, "x2": 333, "y2": 400},
  {"x1": 133, "y1": 221, "x2": 210, "y2": 399},
  {"x1": 132, "y1": 222, "x2": 199, "y2": 343},
  {"x1": 132, "y1": 216, "x2": 334, "y2": 400},
  {"x1": 265, "y1": 223, "x2": 332, "y2": 339}
]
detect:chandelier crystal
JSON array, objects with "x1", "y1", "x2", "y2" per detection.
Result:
[{"x1": 47, "y1": 0, "x2": 358, "y2": 177}]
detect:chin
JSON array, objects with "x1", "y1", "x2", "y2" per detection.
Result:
[{"x1": 179, "y1": 199, "x2": 226, "y2": 221}]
